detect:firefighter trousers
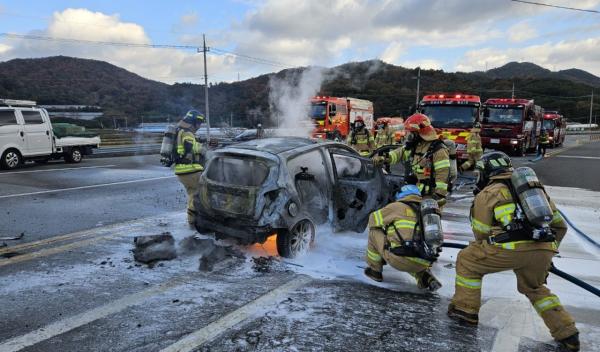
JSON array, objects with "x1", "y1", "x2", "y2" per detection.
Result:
[
  {"x1": 366, "y1": 229, "x2": 433, "y2": 282},
  {"x1": 450, "y1": 241, "x2": 578, "y2": 341},
  {"x1": 460, "y1": 153, "x2": 481, "y2": 171},
  {"x1": 177, "y1": 171, "x2": 201, "y2": 224}
]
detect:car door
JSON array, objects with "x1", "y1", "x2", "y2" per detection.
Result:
[
  {"x1": 20, "y1": 109, "x2": 52, "y2": 155},
  {"x1": 0, "y1": 109, "x2": 24, "y2": 154},
  {"x1": 329, "y1": 150, "x2": 386, "y2": 232}
]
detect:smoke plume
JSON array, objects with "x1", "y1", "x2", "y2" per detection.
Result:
[{"x1": 268, "y1": 66, "x2": 325, "y2": 137}]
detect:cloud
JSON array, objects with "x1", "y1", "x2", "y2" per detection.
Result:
[
  {"x1": 400, "y1": 59, "x2": 443, "y2": 70},
  {"x1": 180, "y1": 12, "x2": 199, "y2": 27},
  {"x1": 508, "y1": 21, "x2": 537, "y2": 43},
  {"x1": 456, "y1": 37, "x2": 600, "y2": 75},
  {"x1": 380, "y1": 42, "x2": 405, "y2": 65},
  {"x1": 0, "y1": 8, "x2": 235, "y2": 84}
]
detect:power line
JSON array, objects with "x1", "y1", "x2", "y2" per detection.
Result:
[
  {"x1": 511, "y1": 0, "x2": 600, "y2": 14},
  {"x1": 0, "y1": 32, "x2": 290, "y2": 68}
]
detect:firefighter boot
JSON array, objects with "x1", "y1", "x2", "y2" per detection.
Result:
[
  {"x1": 415, "y1": 270, "x2": 442, "y2": 292},
  {"x1": 447, "y1": 303, "x2": 479, "y2": 325},
  {"x1": 558, "y1": 333, "x2": 580, "y2": 352},
  {"x1": 364, "y1": 267, "x2": 383, "y2": 282}
]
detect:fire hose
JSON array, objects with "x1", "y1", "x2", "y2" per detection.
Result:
[{"x1": 442, "y1": 241, "x2": 600, "y2": 298}]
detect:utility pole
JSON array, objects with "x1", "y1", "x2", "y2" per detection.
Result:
[
  {"x1": 230, "y1": 112, "x2": 233, "y2": 127},
  {"x1": 590, "y1": 90, "x2": 594, "y2": 127},
  {"x1": 415, "y1": 67, "x2": 421, "y2": 108},
  {"x1": 511, "y1": 82, "x2": 515, "y2": 99},
  {"x1": 201, "y1": 34, "x2": 211, "y2": 142}
]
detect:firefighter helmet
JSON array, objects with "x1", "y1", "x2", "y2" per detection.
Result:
[
  {"x1": 475, "y1": 151, "x2": 513, "y2": 190},
  {"x1": 183, "y1": 110, "x2": 205, "y2": 126},
  {"x1": 404, "y1": 113, "x2": 437, "y2": 141}
]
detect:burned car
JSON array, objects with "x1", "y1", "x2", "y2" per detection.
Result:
[{"x1": 194, "y1": 137, "x2": 403, "y2": 257}]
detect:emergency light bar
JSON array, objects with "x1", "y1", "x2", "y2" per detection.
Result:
[{"x1": 0, "y1": 99, "x2": 37, "y2": 107}]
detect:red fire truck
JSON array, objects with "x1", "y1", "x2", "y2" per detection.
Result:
[
  {"x1": 419, "y1": 94, "x2": 481, "y2": 160},
  {"x1": 542, "y1": 111, "x2": 566, "y2": 147},
  {"x1": 310, "y1": 96, "x2": 374, "y2": 140},
  {"x1": 481, "y1": 98, "x2": 543, "y2": 156}
]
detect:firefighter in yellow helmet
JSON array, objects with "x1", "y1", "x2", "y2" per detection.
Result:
[
  {"x1": 448, "y1": 151, "x2": 579, "y2": 351},
  {"x1": 364, "y1": 180, "x2": 443, "y2": 291},
  {"x1": 459, "y1": 122, "x2": 483, "y2": 171},
  {"x1": 374, "y1": 119, "x2": 395, "y2": 149},
  {"x1": 347, "y1": 116, "x2": 375, "y2": 156},
  {"x1": 373, "y1": 113, "x2": 450, "y2": 206},
  {"x1": 175, "y1": 110, "x2": 205, "y2": 228}
]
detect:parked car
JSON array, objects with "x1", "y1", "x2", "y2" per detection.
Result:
[
  {"x1": 0, "y1": 99, "x2": 100, "y2": 170},
  {"x1": 193, "y1": 137, "x2": 403, "y2": 257}
]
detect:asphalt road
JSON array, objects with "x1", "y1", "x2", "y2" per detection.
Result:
[
  {"x1": 1, "y1": 135, "x2": 599, "y2": 352},
  {"x1": 527, "y1": 139, "x2": 600, "y2": 191},
  {"x1": 0, "y1": 155, "x2": 186, "y2": 243}
]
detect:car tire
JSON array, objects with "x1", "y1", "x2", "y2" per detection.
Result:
[
  {"x1": 1, "y1": 149, "x2": 22, "y2": 170},
  {"x1": 514, "y1": 142, "x2": 525, "y2": 157},
  {"x1": 65, "y1": 147, "x2": 83, "y2": 163},
  {"x1": 276, "y1": 219, "x2": 315, "y2": 258}
]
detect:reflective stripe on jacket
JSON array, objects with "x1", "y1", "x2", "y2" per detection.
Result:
[
  {"x1": 388, "y1": 141, "x2": 450, "y2": 197},
  {"x1": 347, "y1": 129, "x2": 375, "y2": 154},
  {"x1": 369, "y1": 194, "x2": 422, "y2": 252},
  {"x1": 469, "y1": 172, "x2": 567, "y2": 251},
  {"x1": 174, "y1": 129, "x2": 203, "y2": 175}
]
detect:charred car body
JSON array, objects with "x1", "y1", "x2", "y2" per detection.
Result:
[{"x1": 194, "y1": 137, "x2": 403, "y2": 257}]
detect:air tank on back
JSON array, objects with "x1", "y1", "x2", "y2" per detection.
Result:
[
  {"x1": 420, "y1": 198, "x2": 443, "y2": 249},
  {"x1": 160, "y1": 124, "x2": 178, "y2": 166},
  {"x1": 510, "y1": 167, "x2": 553, "y2": 228}
]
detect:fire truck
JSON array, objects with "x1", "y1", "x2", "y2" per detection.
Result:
[
  {"x1": 310, "y1": 96, "x2": 374, "y2": 140},
  {"x1": 374, "y1": 117, "x2": 405, "y2": 143},
  {"x1": 481, "y1": 98, "x2": 543, "y2": 156},
  {"x1": 419, "y1": 94, "x2": 481, "y2": 160},
  {"x1": 542, "y1": 111, "x2": 566, "y2": 147}
]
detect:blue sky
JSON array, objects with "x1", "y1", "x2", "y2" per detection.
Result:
[{"x1": 1, "y1": 0, "x2": 599, "y2": 83}]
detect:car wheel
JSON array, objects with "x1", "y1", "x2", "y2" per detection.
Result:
[
  {"x1": 65, "y1": 147, "x2": 82, "y2": 163},
  {"x1": 1, "y1": 149, "x2": 22, "y2": 170},
  {"x1": 276, "y1": 219, "x2": 315, "y2": 258}
]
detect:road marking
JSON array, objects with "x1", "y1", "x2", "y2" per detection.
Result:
[
  {"x1": 0, "y1": 211, "x2": 182, "y2": 262},
  {"x1": 0, "y1": 175, "x2": 175, "y2": 199},
  {"x1": 160, "y1": 276, "x2": 313, "y2": 352},
  {"x1": 0, "y1": 164, "x2": 116, "y2": 176},
  {"x1": 555, "y1": 155, "x2": 600, "y2": 160},
  {"x1": 0, "y1": 234, "x2": 116, "y2": 268},
  {"x1": 0, "y1": 275, "x2": 194, "y2": 352}
]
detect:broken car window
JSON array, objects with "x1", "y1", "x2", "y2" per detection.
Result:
[
  {"x1": 206, "y1": 156, "x2": 270, "y2": 187},
  {"x1": 332, "y1": 154, "x2": 367, "y2": 180}
]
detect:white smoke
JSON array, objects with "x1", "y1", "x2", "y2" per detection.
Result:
[{"x1": 268, "y1": 66, "x2": 325, "y2": 137}]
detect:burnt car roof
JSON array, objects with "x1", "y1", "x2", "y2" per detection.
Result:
[{"x1": 229, "y1": 137, "x2": 318, "y2": 154}]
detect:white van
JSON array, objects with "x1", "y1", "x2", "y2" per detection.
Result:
[{"x1": 0, "y1": 99, "x2": 101, "y2": 170}]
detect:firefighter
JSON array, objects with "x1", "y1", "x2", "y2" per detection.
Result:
[
  {"x1": 364, "y1": 181, "x2": 442, "y2": 291},
  {"x1": 374, "y1": 113, "x2": 450, "y2": 206},
  {"x1": 538, "y1": 129, "x2": 550, "y2": 157},
  {"x1": 448, "y1": 151, "x2": 579, "y2": 351},
  {"x1": 347, "y1": 116, "x2": 375, "y2": 156},
  {"x1": 459, "y1": 122, "x2": 483, "y2": 171},
  {"x1": 175, "y1": 110, "x2": 205, "y2": 228},
  {"x1": 374, "y1": 119, "x2": 395, "y2": 149}
]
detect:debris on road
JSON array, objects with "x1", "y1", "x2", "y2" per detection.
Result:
[
  {"x1": 132, "y1": 232, "x2": 177, "y2": 264},
  {"x1": 0, "y1": 232, "x2": 25, "y2": 241}
]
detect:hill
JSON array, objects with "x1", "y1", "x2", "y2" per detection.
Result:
[{"x1": 0, "y1": 56, "x2": 597, "y2": 126}]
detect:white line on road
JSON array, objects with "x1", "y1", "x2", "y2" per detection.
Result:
[
  {"x1": 0, "y1": 175, "x2": 175, "y2": 199},
  {"x1": 160, "y1": 276, "x2": 313, "y2": 352},
  {"x1": 555, "y1": 155, "x2": 600, "y2": 160},
  {"x1": 0, "y1": 275, "x2": 192, "y2": 352},
  {"x1": 0, "y1": 164, "x2": 116, "y2": 176}
]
